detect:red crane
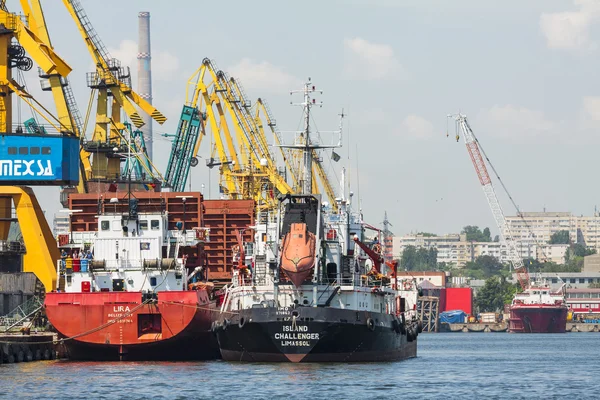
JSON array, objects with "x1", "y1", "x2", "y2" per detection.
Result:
[{"x1": 451, "y1": 113, "x2": 530, "y2": 290}]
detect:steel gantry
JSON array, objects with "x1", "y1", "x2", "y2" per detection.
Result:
[
  {"x1": 61, "y1": 0, "x2": 167, "y2": 184},
  {"x1": 164, "y1": 61, "x2": 238, "y2": 195},
  {"x1": 0, "y1": 1, "x2": 77, "y2": 291},
  {"x1": 163, "y1": 58, "x2": 344, "y2": 212},
  {"x1": 253, "y1": 98, "x2": 301, "y2": 189},
  {"x1": 19, "y1": 0, "x2": 90, "y2": 194},
  {"x1": 0, "y1": 2, "x2": 71, "y2": 133},
  {"x1": 164, "y1": 58, "x2": 293, "y2": 210}
]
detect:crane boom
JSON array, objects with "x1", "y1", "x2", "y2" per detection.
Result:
[
  {"x1": 61, "y1": 0, "x2": 166, "y2": 127},
  {"x1": 455, "y1": 114, "x2": 530, "y2": 290}
]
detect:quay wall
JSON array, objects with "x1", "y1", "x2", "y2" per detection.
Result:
[{"x1": 0, "y1": 333, "x2": 62, "y2": 364}]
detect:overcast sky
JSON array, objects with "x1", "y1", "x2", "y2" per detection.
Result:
[{"x1": 11, "y1": 0, "x2": 600, "y2": 237}]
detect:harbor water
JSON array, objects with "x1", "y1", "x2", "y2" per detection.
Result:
[{"x1": 2, "y1": 333, "x2": 600, "y2": 399}]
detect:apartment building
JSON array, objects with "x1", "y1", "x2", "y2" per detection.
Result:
[
  {"x1": 394, "y1": 233, "x2": 509, "y2": 268},
  {"x1": 53, "y1": 212, "x2": 70, "y2": 236},
  {"x1": 505, "y1": 212, "x2": 600, "y2": 253},
  {"x1": 512, "y1": 255, "x2": 600, "y2": 289},
  {"x1": 393, "y1": 233, "x2": 465, "y2": 266}
]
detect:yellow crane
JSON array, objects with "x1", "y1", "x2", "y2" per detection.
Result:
[
  {"x1": 254, "y1": 98, "x2": 301, "y2": 190},
  {"x1": 0, "y1": 2, "x2": 71, "y2": 133},
  {"x1": 165, "y1": 58, "x2": 293, "y2": 210},
  {"x1": 20, "y1": 0, "x2": 90, "y2": 195},
  {"x1": 61, "y1": 0, "x2": 167, "y2": 184},
  {"x1": 164, "y1": 61, "x2": 239, "y2": 195},
  {"x1": 254, "y1": 98, "x2": 341, "y2": 211},
  {"x1": 210, "y1": 68, "x2": 293, "y2": 209},
  {"x1": 0, "y1": 1, "x2": 75, "y2": 292}
]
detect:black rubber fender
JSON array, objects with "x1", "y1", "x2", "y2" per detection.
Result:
[
  {"x1": 407, "y1": 328, "x2": 415, "y2": 342},
  {"x1": 367, "y1": 317, "x2": 375, "y2": 331},
  {"x1": 392, "y1": 319, "x2": 401, "y2": 334},
  {"x1": 223, "y1": 318, "x2": 230, "y2": 330},
  {"x1": 417, "y1": 320, "x2": 423, "y2": 334},
  {"x1": 238, "y1": 317, "x2": 247, "y2": 329}
]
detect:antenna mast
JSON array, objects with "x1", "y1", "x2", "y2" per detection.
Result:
[{"x1": 285, "y1": 78, "x2": 340, "y2": 195}]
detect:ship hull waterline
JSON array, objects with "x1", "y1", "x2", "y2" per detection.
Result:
[
  {"x1": 45, "y1": 290, "x2": 220, "y2": 361},
  {"x1": 508, "y1": 305, "x2": 568, "y2": 333},
  {"x1": 214, "y1": 306, "x2": 418, "y2": 362}
]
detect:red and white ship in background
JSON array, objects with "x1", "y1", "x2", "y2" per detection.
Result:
[
  {"x1": 45, "y1": 194, "x2": 219, "y2": 360},
  {"x1": 452, "y1": 114, "x2": 567, "y2": 333},
  {"x1": 508, "y1": 277, "x2": 568, "y2": 333}
]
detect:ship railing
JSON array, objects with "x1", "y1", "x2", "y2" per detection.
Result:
[
  {"x1": 169, "y1": 230, "x2": 203, "y2": 246},
  {"x1": 70, "y1": 231, "x2": 98, "y2": 243},
  {"x1": 335, "y1": 276, "x2": 380, "y2": 287},
  {"x1": 60, "y1": 258, "x2": 179, "y2": 273}
]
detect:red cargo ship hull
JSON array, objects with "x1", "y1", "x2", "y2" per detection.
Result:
[
  {"x1": 508, "y1": 305, "x2": 568, "y2": 333},
  {"x1": 45, "y1": 290, "x2": 219, "y2": 360}
]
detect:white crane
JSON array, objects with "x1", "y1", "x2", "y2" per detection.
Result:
[{"x1": 450, "y1": 113, "x2": 530, "y2": 291}]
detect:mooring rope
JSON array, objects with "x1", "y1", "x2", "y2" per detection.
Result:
[{"x1": 0, "y1": 297, "x2": 237, "y2": 345}]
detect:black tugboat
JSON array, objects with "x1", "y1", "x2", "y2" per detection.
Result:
[{"x1": 213, "y1": 80, "x2": 420, "y2": 362}]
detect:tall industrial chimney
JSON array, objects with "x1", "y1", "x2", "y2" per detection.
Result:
[{"x1": 137, "y1": 11, "x2": 153, "y2": 161}]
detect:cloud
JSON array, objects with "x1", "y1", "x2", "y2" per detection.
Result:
[
  {"x1": 578, "y1": 96, "x2": 600, "y2": 132},
  {"x1": 540, "y1": 0, "x2": 600, "y2": 50},
  {"x1": 582, "y1": 95, "x2": 600, "y2": 120},
  {"x1": 342, "y1": 37, "x2": 403, "y2": 80},
  {"x1": 108, "y1": 39, "x2": 137, "y2": 69},
  {"x1": 228, "y1": 58, "x2": 302, "y2": 93},
  {"x1": 476, "y1": 105, "x2": 554, "y2": 138},
  {"x1": 401, "y1": 115, "x2": 435, "y2": 139},
  {"x1": 152, "y1": 50, "x2": 180, "y2": 80},
  {"x1": 107, "y1": 39, "x2": 179, "y2": 82}
]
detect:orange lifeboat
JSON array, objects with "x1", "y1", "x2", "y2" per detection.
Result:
[{"x1": 280, "y1": 223, "x2": 316, "y2": 287}]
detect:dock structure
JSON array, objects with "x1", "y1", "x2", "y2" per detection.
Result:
[
  {"x1": 0, "y1": 333, "x2": 58, "y2": 363},
  {"x1": 437, "y1": 322, "x2": 600, "y2": 332},
  {"x1": 439, "y1": 322, "x2": 508, "y2": 332},
  {"x1": 418, "y1": 296, "x2": 439, "y2": 332},
  {"x1": 567, "y1": 323, "x2": 600, "y2": 332}
]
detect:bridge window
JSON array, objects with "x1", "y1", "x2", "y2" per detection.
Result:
[
  {"x1": 8, "y1": 147, "x2": 17, "y2": 155},
  {"x1": 101, "y1": 221, "x2": 109, "y2": 231},
  {"x1": 580, "y1": 279, "x2": 586, "y2": 284},
  {"x1": 151, "y1": 220, "x2": 160, "y2": 230},
  {"x1": 41, "y1": 147, "x2": 51, "y2": 155},
  {"x1": 19, "y1": 147, "x2": 28, "y2": 155},
  {"x1": 30, "y1": 147, "x2": 40, "y2": 155},
  {"x1": 139, "y1": 220, "x2": 148, "y2": 230}
]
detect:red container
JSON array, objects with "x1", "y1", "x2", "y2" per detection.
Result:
[
  {"x1": 203, "y1": 200, "x2": 255, "y2": 284},
  {"x1": 439, "y1": 288, "x2": 447, "y2": 313},
  {"x1": 81, "y1": 281, "x2": 91, "y2": 292},
  {"x1": 73, "y1": 258, "x2": 81, "y2": 272},
  {"x1": 444, "y1": 288, "x2": 473, "y2": 315}
]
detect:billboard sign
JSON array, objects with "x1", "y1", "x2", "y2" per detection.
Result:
[{"x1": 0, "y1": 133, "x2": 80, "y2": 186}]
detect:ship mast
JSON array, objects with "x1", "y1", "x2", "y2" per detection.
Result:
[{"x1": 286, "y1": 78, "x2": 341, "y2": 195}]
